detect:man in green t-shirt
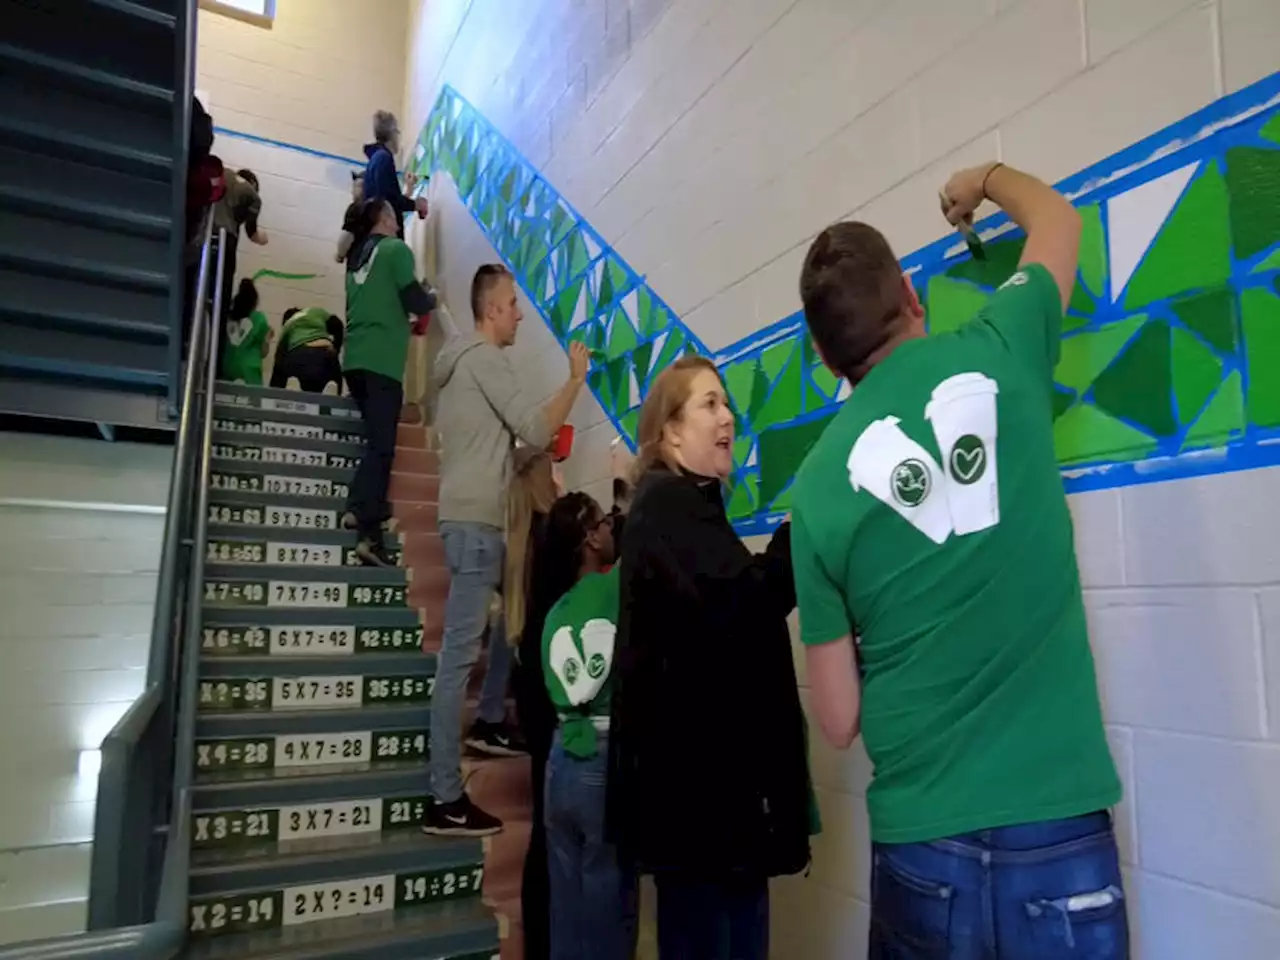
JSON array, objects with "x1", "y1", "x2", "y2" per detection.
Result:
[
  {"x1": 792, "y1": 163, "x2": 1127, "y2": 957},
  {"x1": 539, "y1": 492, "x2": 635, "y2": 960},
  {"x1": 342, "y1": 200, "x2": 437, "y2": 567}
]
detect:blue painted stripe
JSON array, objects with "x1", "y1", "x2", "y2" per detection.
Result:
[{"x1": 212, "y1": 127, "x2": 365, "y2": 167}]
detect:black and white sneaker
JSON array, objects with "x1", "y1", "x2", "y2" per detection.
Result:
[
  {"x1": 420, "y1": 794, "x2": 503, "y2": 837},
  {"x1": 355, "y1": 538, "x2": 396, "y2": 567},
  {"x1": 465, "y1": 720, "x2": 528, "y2": 758}
]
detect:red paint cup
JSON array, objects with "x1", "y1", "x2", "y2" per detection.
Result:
[{"x1": 551, "y1": 424, "x2": 575, "y2": 462}]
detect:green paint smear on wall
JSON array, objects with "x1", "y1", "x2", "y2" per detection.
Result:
[
  {"x1": 1091, "y1": 319, "x2": 1178, "y2": 437},
  {"x1": 1125, "y1": 164, "x2": 1232, "y2": 309},
  {"x1": 251, "y1": 269, "x2": 320, "y2": 282}
]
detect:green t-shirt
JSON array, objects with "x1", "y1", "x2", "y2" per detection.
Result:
[
  {"x1": 345, "y1": 236, "x2": 416, "y2": 382},
  {"x1": 542, "y1": 566, "x2": 619, "y2": 759},
  {"x1": 221, "y1": 309, "x2": 269, "y2": 385},
  {"x1": 280, "y1": 307, "x2": 331, "y2": 353},
  {"x1": 791, "y1": 263, "x2": 1120, "y2": 844}
]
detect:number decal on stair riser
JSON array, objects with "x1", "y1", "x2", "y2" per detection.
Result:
[
  {"x1": 195, "y1": 730, "x2": 428, "y2": 771},
  {"x1": 211, "y1": 474, "x2": 346, "y2": 499},
  {"x1": 213, "y1": 443, "x2": 359, "y2": 470},
  {"x1": 213, "y1": 418, "x2": 362, "y2": 445},
  {"x1": 208, "y1": 505, "x2": 264, "y2": 526},
  {"x1": 215, "y1": 392, "x2": 361, "y2": 419},
  {"x1": 204, "y1": 541, "x2": 401, "y2": 568},
  {"x1": 192, "y1": 795, "x2": 432, "y2": 849},
  {"x1": 203, "y1": 581, "x2": 407, "y2": 608},
  {"x1": 188, "y1": 865, "x2": 485, "y2": 937},
  {"x1": 197, "y1": 675, "x2": 433, "y2": 711},
  {"x1": 201, "y1": 625, "x2": 424, "y2": 657}
]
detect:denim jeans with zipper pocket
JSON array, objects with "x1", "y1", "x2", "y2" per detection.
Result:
[{"x1": 869, "y1": 810, "x2": 1128, "y2": 959}]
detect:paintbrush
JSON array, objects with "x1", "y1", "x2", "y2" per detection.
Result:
[{"x1": 939, "y1": 190, "x2": 987, "y2": 261}]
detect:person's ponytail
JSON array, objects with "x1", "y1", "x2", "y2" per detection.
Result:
[{"x1": 229, "y1": 278, "x2": 258, "y2": 322}]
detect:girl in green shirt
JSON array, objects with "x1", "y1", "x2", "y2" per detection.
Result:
[
  {"x1": 539, "y1": 492, "x2": 635, "y2": 960},
  {"x1": 220, "y1": 278, "x2": 272, "y2": 385}
]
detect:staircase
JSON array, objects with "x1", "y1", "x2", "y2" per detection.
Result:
[
  {"x1": 0, "y1": 0, "x2": 191, "y2": 427},
  {"x1": 182, "y1": 380, "x2": 517, "y2": 959}
]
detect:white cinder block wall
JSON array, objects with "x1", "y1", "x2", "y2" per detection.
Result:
[
  {"x1": 195, "y1": 0, "x2": 410, "y2": 379},
  {"x1": 0, "y1": 433, "x2": 171, "y2": 944},
  {"x1": 403, "y1": 1, "x2": 1280, "y2": 956}
]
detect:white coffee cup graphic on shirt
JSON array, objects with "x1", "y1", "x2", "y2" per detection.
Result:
[
  {"x1": 847, "y1": 416, "x2": 952, "y2": 544},
  {"x1": 925, "y1": 373, "x2": 1000, "y2": 535}
]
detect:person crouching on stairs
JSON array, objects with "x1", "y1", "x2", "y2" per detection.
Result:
[
  {"x1": 341, "y1": 199, "x2": 438, "y2": 567},
  {"x1": 270, "y1": 307, "x2": 344, "y2": 393},
  {"x1": 538, "y1": 492, "x2": 636, "y2": 960}
]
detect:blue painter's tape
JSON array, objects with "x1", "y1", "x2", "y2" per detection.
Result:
[{"x1": 212, "y1": 127, "x2": 365, "y2": 167}]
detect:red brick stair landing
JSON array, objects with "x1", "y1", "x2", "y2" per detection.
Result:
[{"x1": 392, "y1": 419, "x2": 532, "y2": 960}]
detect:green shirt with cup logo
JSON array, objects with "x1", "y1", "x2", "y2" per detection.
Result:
[
  {"x1": 221, "y1": 309, "x2": 270, "y2": 385},
  {"x1": 542, "y1": 566, "x2": 619, "y2": 760},
  {"x1": 345, "y1": 236, "x2": 417, "y2": 383},
  {"x1": 791, "y1": 263, "x2": 1120, "y2": 844}
]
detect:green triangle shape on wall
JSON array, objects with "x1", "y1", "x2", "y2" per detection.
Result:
[
  {"x1": 1253, "y1": 247, "x2": 1280, "y2": 273},
  {"x1": 927, "y1": 276, "x2": 991, "y2": 334},
  {"x1": 1171, "y1": 287, "x2": 1237, "y2": 354},
  {"x1": 1068, "y1": 280, "x2": 1096, "y2": 318},
  {"x1": 1091, "y1": 319, "x2": 1177, "y2": 437},
  {"x1": 723, "y1": 358, "x2": 757, "y2": 416},
  {"x1": 632, "y1": 341, "x2": 655, "y2": 387},
  {"x1": 653, "y1": 327, "x2": 686, "y2": 374},
  {"x1": 761, "y1": 341, "x2": 793, "y2": 383},
  {"x1": 1054, "y1": 315, "x2": 1144, "y2": 393},
  {"x1": 568, "y1": 233, "x2": 590, "y2": 280},
  {"x1": 1241, "y1": 286, "x2": 1280, "y2": 428},
  {"x1": 500, "y1": 169, "x2": 516, "y2": 202},
  {"x1": 1225, "y1": 146, "x2": 1280, "y2": 261},
  {"x1": 1078, "y1": 204, "x2": 1107, "y2": 298},
  {"x1": 620, "y1": 407, "x2": 640, "y2": 443},
  {"x1": 1063, "y1": 313, "x2": 1091, "y2": 333},
  {"x1": 725, "y1": 474, "x2": 758, "y2": 520},
  {"x1": 754, "y1": 353, "x2": 803, "y2": 432},
  {"x1": 944, "y1": 237, "x2": 1025, "y2": 290},
  {"x1": 606, "y1": 257, "x2": 629, "y2": 302},
  {"x1": 548, "y1": 279, "x2": 583, "y2": 339},
  {"x1": 1182, "y1": 370, "x2": 1244, "y2": 451},
  {"x1": 1171, "y1": 325, "x2": 1224, "y2": 425},
  {"x1": 604, "y1": 357, "x2": 630, "y2": 415},
  {"x1": 596, "y1": 259, "x2": 615, "y2": 312},
  {"x1": 1053, "y1": 403, "x2": 1158, "y2": 465},
  {"x1": 812, "y1": 363, "x2": 841, "y2": 400},
  {"x1": 1052, "y1": 386, "x2": 1075, "y2": 420},
  {"x1": 1124, "y1": 164, "x2": 1232, "y2": 309},
  {"x1": 636, "y1": 288, "x2": 659, "y2": 337},
  {"x1": 747, "y1": 362, "x2": 772, "y2": 423},
  {"x1": 733, "y1": 437, "x2": 753, "y2": 470},
  {"x1": 756, "y1": 411, "x2": 837, "y2": 510},
  {"x1": 528, "y1": 235, "x2": 550, "y2": 271},
  {"x1": 1262, "y1": 113, "x2": 1280, "y2": 147},
  {"x1": 605, "y1": 308, "x2": 639, "y2": 360}
]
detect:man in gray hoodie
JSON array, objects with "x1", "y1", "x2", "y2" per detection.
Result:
[{"x1": 423, "y1": 263, "x2": 590, "y2": 836}]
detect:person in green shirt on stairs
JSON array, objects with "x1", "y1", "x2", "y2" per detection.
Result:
[
  {"x1": 539, "y1": 491, "x2": 635, "y2": 960},
  {"x1": 269, "y1": 306, "x2": 344, "y2": 393},
  {"x1": 220, "y1": 277, "x2": 272, "y2": 386},
  {"x1": 792, "y1": 162, "x2": 1126, "y2": 958},
  {"x1": 342, "y1": 198, "x2": 438, "y2": 567}
]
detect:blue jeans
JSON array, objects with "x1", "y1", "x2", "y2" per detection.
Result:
[
  {"x1": 428, "y1": 521, "x2": 513, "y2": 803},
  {"x1": 545, "y1": 731, "x2": 637, "y2": 960},
  {"x1": 655, "y1": 873, "x2": 768, "y2": 960},
  {"x1": 869, "y1": 810, "x2": 1128, "y2": 959}
]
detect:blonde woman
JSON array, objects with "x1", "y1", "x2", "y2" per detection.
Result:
[
  {"x1": 607, "y1": 355, "x2": 815, "y2": 960},
  {"x1": 505, "y1": 445, "x2": 561, "y2": 960}
]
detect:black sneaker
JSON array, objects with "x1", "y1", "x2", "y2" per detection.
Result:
[
  {"x1": 421, "y1": 794, "x2": 503, "y2": 837},
  {"x1": 465, "y1": 720, "x2": 528, "y2": 758},
  {"x1": 341, "y1": 511, "x2": 358, "y2": 530},
  {"x1": 355, "y1": 538, "x2": 396, "y2": 567}
]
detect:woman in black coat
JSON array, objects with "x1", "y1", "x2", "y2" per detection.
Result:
[{"x1": 607, "y1": 356, "x2": 815, "y2": 960}]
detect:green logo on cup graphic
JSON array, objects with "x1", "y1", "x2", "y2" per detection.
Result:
[
  {"x1": 891, "y1": 459, "x2": 931, "y2": 507},
  {"x1": 950, "y1": 435, "x2": 987, "y2": 485},
  {"x1": 587, "y1": 653, "x2": 607, "y2": 679},
  {"x1": 564, "y1": 658, "x2": 581, "y2": 685}
]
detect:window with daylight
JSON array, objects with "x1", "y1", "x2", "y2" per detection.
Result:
[{"x1": 201, "y1": 0, "x2": 275, "y2": 27}]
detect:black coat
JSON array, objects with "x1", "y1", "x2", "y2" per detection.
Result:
[{"x1": 606, "y1": 465, "x2": 811, "y2": 880}]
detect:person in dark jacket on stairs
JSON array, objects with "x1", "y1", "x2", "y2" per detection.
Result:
[
  {"x1": 607, "y1": 355, "x2": 818, "y2": 960},
  {"x1": 341, "y1": 199, "x2": 437, "y2": 567},
  {"x1": 363, "y1": 110, "x2": 427, "y2": 240}
]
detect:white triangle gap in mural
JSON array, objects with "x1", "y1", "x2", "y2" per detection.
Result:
[{"x1": 1107, "y1": 162, "x2": 1198, "y2": 301}]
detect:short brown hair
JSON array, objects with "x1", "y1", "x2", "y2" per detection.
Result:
[
  {"x1": 799, "y1": 222, "x2": 905, "y2": 383},
  {"x1": 632, "y1": 355, "x2": 721, "y2": 480},
  {"x1": 470, "y1": 263, "x2": 512, "y2": 321}
]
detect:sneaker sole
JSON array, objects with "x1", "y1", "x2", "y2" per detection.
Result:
[
  {"x1": 420, "y1": 823, "x2": 503, "y2": 838},
  {"x1": 355, "y1": 548, "x2": 396, "y2": 568},
  {"x1": 464, "y1": 739, "x2": 528, "y2": 758}
]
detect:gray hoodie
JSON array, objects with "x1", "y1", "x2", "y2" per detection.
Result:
[{"x1": 432, "y1": 331, "x2": 553, "y2": 529}]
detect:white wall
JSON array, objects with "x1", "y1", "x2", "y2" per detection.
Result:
[
  {"x1": 196, "y1": 0, "x2": 411, "y2": 378},
  {"x1": 0, "y1": 433, "x2": 171, "y2": 943},
  {"x1": 405, "y1": 1, "x2": 1280, "y2": 956}
]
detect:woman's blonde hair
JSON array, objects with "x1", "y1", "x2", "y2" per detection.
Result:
[
  {"x1": 632, "y1": 354, "x2": 721, "y2": 481},
  {"x1": 504, "y1": 446, "x2": 558, "y2": 643}
]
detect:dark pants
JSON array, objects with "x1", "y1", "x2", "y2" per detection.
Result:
[
  {"x1": 546, "y1": 732, "x2": 637, "y2": 960},
  {"x1": 272, "y1": 344, "x2": 342, "y2": 393},
  {"x1": 656, "y1": 873, "x2": 768, "y2": 960},
  {"x1": 869, "y1": 810, "x2": 1128, "y2": 959},
  {"x1": 344, "y1": 369, "x2": 401, "y2": 541}
]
